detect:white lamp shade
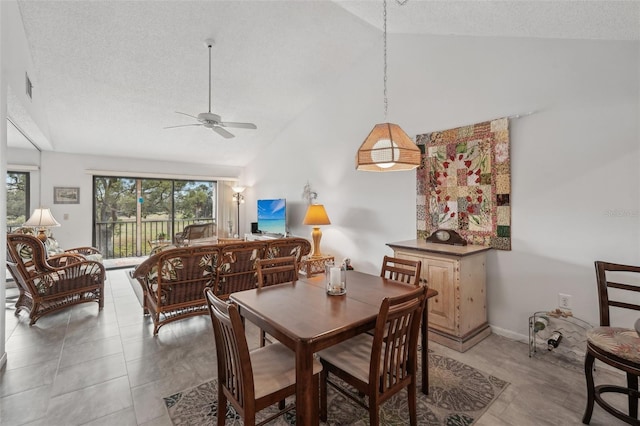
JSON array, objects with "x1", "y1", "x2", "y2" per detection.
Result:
[{"x1": 24, "y1": 208, "x2": 61, "y2": 228}]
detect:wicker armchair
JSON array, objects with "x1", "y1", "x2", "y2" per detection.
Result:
[
  {"x1": 6, "y1": 233, "x2": 105, "y2": 325},
  {"x1": 174, "y1": 222, "x2": 216, "y2": 246}
]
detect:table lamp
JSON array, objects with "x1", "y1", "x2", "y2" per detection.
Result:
[
  {"x1": 302, "y1": 204, "x2": 331, "y2": 257},
  {"x1": 23, "y1": 207, "x2": 61, "y2": 242}
]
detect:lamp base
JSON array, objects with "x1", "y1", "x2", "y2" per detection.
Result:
[
  {"x1": 36, "y1": 229, "x2": 48, "y2": 242},
  {"x1": 310, "y1": 227, "x2": 323, "y2": 257}
]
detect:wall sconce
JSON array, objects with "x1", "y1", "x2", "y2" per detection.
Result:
[{"x1": 232, "y1": 186, "x2": 245, "y2": 237}]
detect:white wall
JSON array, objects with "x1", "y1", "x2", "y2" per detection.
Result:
[
  {"x1": 30, "y1": 151, "x2": 242, "y2": 249},
  {"x1": 244, "y1": 33, "x2": 640, "y2": 339}
]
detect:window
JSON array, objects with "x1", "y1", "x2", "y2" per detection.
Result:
[
  {"x1": 93, "y1": 176, "x2": 216, "y2": 258},
  {"x1": 6, "y1": 171, "x2": 30, "y2": 231}
]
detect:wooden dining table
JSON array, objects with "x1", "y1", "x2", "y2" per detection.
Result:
[{"x1": 230, "y1": 270, "x2": 437, "y2": 425}]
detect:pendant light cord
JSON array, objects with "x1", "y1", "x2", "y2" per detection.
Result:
[
  {"x1": 383, "y1": 0, "x2": 388, "y2": 120},
  {"x1": 383, "y1": 0, "x2": 409, "y2": 120},
  {"x1": 208, "y1": 44, "x2": 212, "y2": 113}
]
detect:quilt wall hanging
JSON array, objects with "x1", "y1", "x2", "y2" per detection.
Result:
[{"x1": 416, "y1": 117, "x2": 511, "y2": 250}]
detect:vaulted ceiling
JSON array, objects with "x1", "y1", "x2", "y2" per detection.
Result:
[{"x1": 9, "y1": 0, "x2": 640, "y2": 166}]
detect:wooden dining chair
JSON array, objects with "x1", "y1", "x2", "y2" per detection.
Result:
[
  {"x1": 204, "y1": 288, "x2": 322, "y2": 426},
  {"x1": 380, "y1": 255, "x2": 422, "y2": 285},
  {"x1": 583, "y1": 261, "x2": 640, "y2": 425},
  {"x1": 379, "y1": 255, "x2": 431, "y2": 394},
  {"x1": 256, "y1": 256, "x2": 298, "y2": 346},
  {"x1": 318, "y1": 286, "x2": 427, "y2": 426}
]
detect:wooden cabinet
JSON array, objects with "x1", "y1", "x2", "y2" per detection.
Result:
[{"x1": 387, "y1": 239, "x2": 491, "y2": 352}]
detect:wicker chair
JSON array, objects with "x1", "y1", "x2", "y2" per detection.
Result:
[
  {"x1": 318, "y1": 286, "x2": 427, "y2": 425},
  {"x1": 6, "y1": 233, "x2": 105, "y2": 325},
  {"x1": 174, "y1": 222, "x2": 216, "y2": 246}
]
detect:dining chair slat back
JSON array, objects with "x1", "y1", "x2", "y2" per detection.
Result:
[
  {"x1": 583, "y1": 261, "x2": 640, "y2": 425},
  {"x1": 256, "y1": 256, "x2": 298, "y2": 346},
  {"x1": 318, "y1": 285, "x2": 427, "y2": 425},
  {"x1": 380, "y1": 255, "x2": 422, "y2": 285},
  {"x1": 205, "y1": 287, "x2": 321, "y2": 426}
]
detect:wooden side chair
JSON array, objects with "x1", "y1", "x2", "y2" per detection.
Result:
[
  {"x1": 380, "y1": 255, "x2": 422, "y2": 285},
  {"x1": 318, "y1": 286, "x2": 427, "y2": 425},
  {"x1": 256, "y1": 256, "x2": 298, "y2": 346},
  {"x1": 583, "y1": 261, "x2": 640, "y2": 425},
  {"x1": 204, "y1": 288, "x2": 322, "y2": 426},
  {"x1": 379, "y1": 255, "x2": 431, "y2": 393},
  {"x1": 257, "y1": 256, "x2": 298, "y2": 288}
]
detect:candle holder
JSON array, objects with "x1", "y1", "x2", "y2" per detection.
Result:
[{"x1": 325, "y1": 260, "x2": 346, "y2": 296}]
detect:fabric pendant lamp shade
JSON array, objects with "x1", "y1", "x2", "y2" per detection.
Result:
[
  {"x1": 356, "y1": 123, "x2": 421, "y2": 172},
  {"x1": 24, "y1": 207, "x2": 61, "y2": 242},
  {"x1": 302, "y1": 204, "x2": 331, "y2": 258}
]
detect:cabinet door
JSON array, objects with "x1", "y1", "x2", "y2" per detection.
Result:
[
  {"x1": 394, "y1": 251, "x2": 457, "y2": 334},
  {"x1": 422, "y1": 257, "x2": 457, "y2": 333}
]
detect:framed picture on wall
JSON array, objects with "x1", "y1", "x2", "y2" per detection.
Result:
[{"x1": 53, "y1": 187, "x2": 80, "y2": 204}]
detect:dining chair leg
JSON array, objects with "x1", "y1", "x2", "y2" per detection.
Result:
[
  {"x1": 217, "y1": 387, "x2": 227, "y2": 426},
  {"x1": 312, "y1": 371, "x2": 320, "y2": 422},
  {"x1": 408, "y1": 379, "x2": 417, "y2": 426},
  {"x1": 421, "y1": 310, "x2": 429, "y2": 394},
  {"x1": 320, "y1": 368, "x2": 328, "y2": 422},
  {"x1": 627, "y1": 372, "x2": 638, "y2": 419},
  {"x1": 582, "y1": 351, "x2": 596, "y2": 424},
  {"x1": 368, "y1": 394, "x2": 379, "y2": 426}
]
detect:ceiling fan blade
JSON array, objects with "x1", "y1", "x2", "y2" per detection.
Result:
[
  {"x1": 219, "y1": 121, "x2": 257, "y2": 130},
  {"x1": 212, "y1": 126, "x2": 235, "y2": 139},
  {"x1": 164, "y1": 124, "x2": 204, "y2": 129},
  {"x1": 175, "y1": 111, "x2": 199, "y2": 120}
]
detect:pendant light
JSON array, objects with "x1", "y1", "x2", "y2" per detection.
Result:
[{"x1": 356, "y1": 0, "x2": 421, "y2": 172}]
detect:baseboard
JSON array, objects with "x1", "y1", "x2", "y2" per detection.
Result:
[{"x1": 490, "y1": 325, "x2": 528, "y2": 344}]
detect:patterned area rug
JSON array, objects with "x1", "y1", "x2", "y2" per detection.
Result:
[{"x1": 163, "y1": 351, "x2": 508, "y2": 425}]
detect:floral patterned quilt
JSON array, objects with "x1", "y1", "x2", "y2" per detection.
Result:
[{"x1": 416, "y1": 118, "x2": 511, "y2": 250}]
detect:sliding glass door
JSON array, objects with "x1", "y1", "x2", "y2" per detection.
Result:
[
  {"x1": 6, "y1": 171, "x2": 30, "y2": 231},
  {"x1": 93, "y1": 176, "x2": 216, "y2": 258}
]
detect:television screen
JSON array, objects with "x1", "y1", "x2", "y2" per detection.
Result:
[{"x1": 257, "y1": 198, "x2": 287, "y2": 235}]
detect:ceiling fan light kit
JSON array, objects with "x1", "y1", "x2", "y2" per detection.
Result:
[{"x1": 165, "y1": 38, "x2": 257, "y2": 138}]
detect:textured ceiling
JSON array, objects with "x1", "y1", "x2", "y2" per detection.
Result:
[{"x1": 10, "y1": 0, "x2": 640, "y2": 167}]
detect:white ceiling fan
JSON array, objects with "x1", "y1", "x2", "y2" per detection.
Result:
[{"x1": 165, "y1": 38, "x2": 257, "y2": 139}]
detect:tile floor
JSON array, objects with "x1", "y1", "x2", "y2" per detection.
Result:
[{"x1": 0, "y1": 269, "x2": 630, "y2": 425}]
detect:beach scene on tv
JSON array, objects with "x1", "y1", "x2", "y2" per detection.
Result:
[{"x1": 257, "y1": 198, "x2": 287, "y2": 235}]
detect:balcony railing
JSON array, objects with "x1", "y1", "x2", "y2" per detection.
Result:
[{"x1": 95, "y1": 218, "x2": 215, "y2": 259}]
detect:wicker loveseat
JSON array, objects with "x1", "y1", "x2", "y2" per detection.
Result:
[{"x1": 132, "y1": 237, "x2": 311, "y2": 334}]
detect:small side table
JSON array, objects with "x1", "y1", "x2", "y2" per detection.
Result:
[{"x1": 300, "y1": 255, "x2": 334, "y2": 277}]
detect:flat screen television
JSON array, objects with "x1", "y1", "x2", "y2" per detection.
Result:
[{"x1": 257, "y1": 198, "x2": 287, "y2": 235}]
